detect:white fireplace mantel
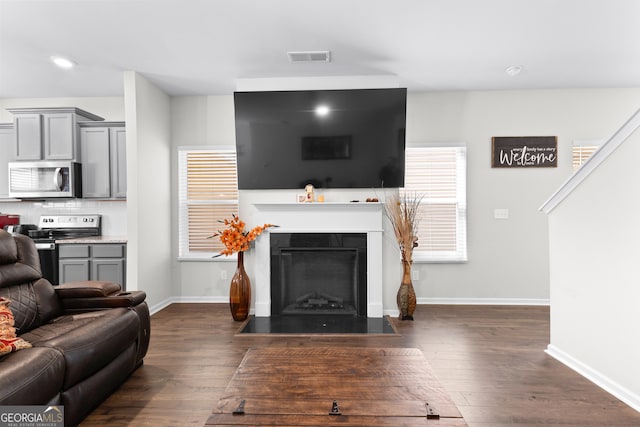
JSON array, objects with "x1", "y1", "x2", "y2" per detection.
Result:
[{"x1": 251, "y1": 202, "x2": 384, "y2": 318}]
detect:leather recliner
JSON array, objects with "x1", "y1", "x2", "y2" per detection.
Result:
[{"x1": 0, "y1": 230, "x2": 150, "y2": 426}]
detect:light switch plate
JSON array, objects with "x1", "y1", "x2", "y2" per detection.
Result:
[{"x1": 494, "y1": 208, "x2": 509, "y2": 220}]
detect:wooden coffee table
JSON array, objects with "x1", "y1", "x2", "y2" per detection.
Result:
[{"x1": 206, "y1": 346, "x2": 466, "y2": 426}]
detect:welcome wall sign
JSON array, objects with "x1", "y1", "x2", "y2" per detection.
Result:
[{"x1": 491, "y1": 136, "x2": 558, "y2": 168}]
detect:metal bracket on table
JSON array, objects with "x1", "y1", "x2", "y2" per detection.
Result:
[
  {"x1": 425, "y1": 402, "x2": 440, "y2": 420},
  {"x1": 329, "y1": 400, "x2": 342, "y2": 416},
  {"x1": 233, "y1": 399, "x2": 246, "y2": 415}
]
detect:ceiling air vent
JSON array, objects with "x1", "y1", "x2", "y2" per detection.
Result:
[{"x1": 287, "y1": 51, "x2": 331, "y2": 63}]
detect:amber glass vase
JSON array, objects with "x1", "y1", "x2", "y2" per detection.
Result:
[
  {"x1": 397, "y1": 257, "x2": 417, "y2": 321},
  {"x1": 229, "y1": 251, "x2": 251, "y2": 321}
]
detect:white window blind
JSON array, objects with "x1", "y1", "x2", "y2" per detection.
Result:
[
  {"x1": 572, "y1": 140, "x2": 603, "y2": 172},
  {"x1": 402, "y1": 145, "x2": 467, "y2": 262},
  {"x1": 178, "y1": 148, "x2": 238, "y2": 258}
]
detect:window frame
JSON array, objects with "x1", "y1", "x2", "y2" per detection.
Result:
[
  {"x1": 572, "y1": 139, "x2": 604, "y2": 172},
  {"x1": 402, "y1": 142, "x2": 468, "y2": 263},
  {"x1": 177, "y1": 146, "x2": 239, "y2": 261}
]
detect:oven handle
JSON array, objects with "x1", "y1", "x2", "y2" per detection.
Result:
[{"x1": 35, "y1": 242, "x2": 56, "y2": 250}]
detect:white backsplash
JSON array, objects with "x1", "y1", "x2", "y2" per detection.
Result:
[{"x1": 0, "y1": 199, "x2": 127, "y2": 236}]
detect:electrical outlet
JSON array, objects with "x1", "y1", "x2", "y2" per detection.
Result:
[
  {"x1": 221, "y1": 270, "x2": 227, "y2": 280},
  {"x1": 412, "y1": 269, "x2": 420, "y2": 281}
]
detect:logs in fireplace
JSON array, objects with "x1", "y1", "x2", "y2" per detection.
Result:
[{"x1": 281, "y1": 290, "x2": 356, "y2": 315}]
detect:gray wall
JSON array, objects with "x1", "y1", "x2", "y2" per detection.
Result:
[
  {"x1": 408, "y1": 89, "x2": 640, "y2": 303},
  {"x1": 172, "y1": 88, "x2": 640, "y2": 311}
]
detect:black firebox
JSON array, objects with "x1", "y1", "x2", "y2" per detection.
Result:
[{"x1": 270, "y1": 233, "x2": 367, "y2": 317}]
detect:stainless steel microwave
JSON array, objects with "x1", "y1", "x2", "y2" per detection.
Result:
[{"x1": 8, "y1": 161, "x2": 82, "y2": 199}]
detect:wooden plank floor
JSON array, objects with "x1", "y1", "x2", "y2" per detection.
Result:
[
  {"x1": 82, "y1": 304, "x2": 640, "y2": 426},
  {"x1": 206, "y1": 346, "x2": 466, "y2": 426}
]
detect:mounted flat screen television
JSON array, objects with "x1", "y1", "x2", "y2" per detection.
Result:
[{"x1": 234, "y1": 88, "x2": 407, "y2": 190}]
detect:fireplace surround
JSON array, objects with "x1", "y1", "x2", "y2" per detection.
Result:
[{"x1": 251, "y1": 202, "x2": 384, "y2": 317}]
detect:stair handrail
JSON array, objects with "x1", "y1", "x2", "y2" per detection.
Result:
[{"x1": 540, "y1": 106, "x2": 640, "y2": 214}]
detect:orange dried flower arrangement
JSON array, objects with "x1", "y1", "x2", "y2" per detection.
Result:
[{"x1": 211, "y1": 214, "x2": 276, "y2": 257}]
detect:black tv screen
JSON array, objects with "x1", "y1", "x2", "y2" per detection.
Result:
[{"x1": 234, "y1": 88, "x2": 406, "y2": 190}]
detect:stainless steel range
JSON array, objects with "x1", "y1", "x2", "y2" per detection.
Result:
[{"x1": 29, "y1": 214, "x2": 102, "y2": 285}]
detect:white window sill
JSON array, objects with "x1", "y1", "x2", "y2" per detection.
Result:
[
  {"x1": 177, "y1": 255, "x2": 237, "y2": 262},
  {"x1": 409, "y1": 253, "x2": 468, "y2": 264}
]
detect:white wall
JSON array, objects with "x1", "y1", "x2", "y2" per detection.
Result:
[
  {"x1": 170, "y1": 88, "x2": 640, "y2": 311},
  {"x1": 544, "y1": 120, "x2": 640, "y2": 411},
  {"x1": 170, "y1": 96, "x2": 237, "y2": 302},
  {"x1": 408, "y1": 89, "x2": 640, "y2": 304},
  {"x1": 124, "y1": 72, "x2": 173, "y2": 309}
]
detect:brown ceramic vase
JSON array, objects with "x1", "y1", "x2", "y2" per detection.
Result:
[{"x1": 229, "y1": 251, "x2": 251, "y2": 321}]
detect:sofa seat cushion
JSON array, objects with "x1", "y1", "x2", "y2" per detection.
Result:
[
  {"x1": 21, "y1": 308, "x2": 139, "y2": 389},
  {"x1": 0, "y1": 346, "x2": 65, "y2": 405}
]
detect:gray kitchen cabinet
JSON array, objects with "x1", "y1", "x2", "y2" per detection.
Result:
[
  {"x1": 13, "y1": 113, "x2": 42, "y2": 160},
  {"x1": 0, "y1": 123, "x2": 16, "y2": 198},
  {"x1": 8, "y1": 107, "x2": 104, "y2": 161},
  {"x1": 43, "y1": 112, "x2": 76, "y2": 159},
  {"x1": 59, "y1": 243, "x2": 126, "y2": 289},
  {"x1": 79, "y1": 122, "x2": 126, "y2": 199},
  {"x1": 110, "y1": 126, "x2": 127, "y2": 198},
  {"x1": 59, "y1": 258, "x2": 91, "y2": 283}
]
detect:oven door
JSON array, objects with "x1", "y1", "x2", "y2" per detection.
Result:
[{"x1": 34, "y1": 241, "x2": 59, "y2": 285}]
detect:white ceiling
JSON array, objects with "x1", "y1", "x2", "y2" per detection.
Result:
[{"x1": 1, "y1": 0, "x2": 639, "y2": 98}]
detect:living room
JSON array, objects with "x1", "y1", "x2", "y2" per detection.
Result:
[{"x1": 1, "y1": 1, "x2": 640, "y2": 425}]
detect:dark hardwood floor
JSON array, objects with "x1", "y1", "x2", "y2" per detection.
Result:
[{"x1": 83, "y1": 304, "x2": 640, "y2": 426}]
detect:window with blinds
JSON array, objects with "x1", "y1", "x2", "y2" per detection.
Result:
[
  {"x1": 572, "y1": 141, "x2": 602, "y2": 172},
  {"x1": 178, "y1": 148, "x2": 238, "y2": 258},
  {"x1": 402, "y1": 145, "x2": 467, "y2": 262}
]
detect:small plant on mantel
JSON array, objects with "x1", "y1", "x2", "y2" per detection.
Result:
[
  {"x1": 384, "y1": 192, "x2": 423, "y2": 320},
  {"x1": 209, "y1": 214, "x2": 276, "y2": 321}
]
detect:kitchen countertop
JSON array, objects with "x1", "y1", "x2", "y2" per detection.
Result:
[{"x1": 56, "y1": 236, "x2": 128, "y2": 244}]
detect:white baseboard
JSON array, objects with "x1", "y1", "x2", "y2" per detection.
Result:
[
  {"x1": 418, "y1": 297, "x2": 550, "y2": 306},
  {"x1": 383, "y1": 299, "x2": 548, "y2": 318},
  {"x1": 149, "y1": 296, "x2": 227, "y2": 315},
  {"x1": 150, "y1": 297, "x2": 550, "y2": 316},
  {"x1": 546, "y1": 344, "x2": 640, "y2": 412}
]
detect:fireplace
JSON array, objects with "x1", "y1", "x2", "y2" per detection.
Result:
[
  {"x1": 251, "y1": 202, "x2": 384, "y2": 318},
  {"x1": 270, "y1": 233, "x2": 367, "y2": 316}
]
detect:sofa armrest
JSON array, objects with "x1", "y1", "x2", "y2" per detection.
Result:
[
  {"x1": 55, "y1": 281, "x2": 146, "y2": 311},
  {"x1": 55, "y1": 281, "x2": 122, "y2": 298}
]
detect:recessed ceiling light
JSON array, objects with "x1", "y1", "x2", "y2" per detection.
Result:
[
  {"x1": 51, "y1": 56, "x2": 76, "y2": 69},
  {"x1": 505, "y1": 65, "x2": 523, "y2": 77},
  {"x1": 315, "y1": 105, "x2": 330, "y2": 116}
]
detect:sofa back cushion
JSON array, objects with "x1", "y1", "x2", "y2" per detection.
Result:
[
  {"x1": 0, "y1": 297, "x2": 32, "y2": 355},
  {"x1": 0, "y1": 232, "x2": 40, "y2": 287},
  {"x1": 0, "y1": 232, "x2": 62, "y2": 333}
]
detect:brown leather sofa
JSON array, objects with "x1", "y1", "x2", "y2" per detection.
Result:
[{"x1": 0, "y1": 230, "x2": 150, "y2": 426}]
